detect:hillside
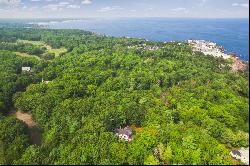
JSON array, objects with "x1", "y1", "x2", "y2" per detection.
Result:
[{"x1": 0, "y1": 28, "x2": 249, "y2": 165}]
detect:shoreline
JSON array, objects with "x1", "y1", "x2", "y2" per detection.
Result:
[
  {"x1": 1, "y1": 20, "x2": 248, "y2": 63},
  {"x1": 22, "y1": 19, "x2": 249, "y2": 62},
  {"x1": 187, "y1": 39, "x2": 249, "y2": 72}
]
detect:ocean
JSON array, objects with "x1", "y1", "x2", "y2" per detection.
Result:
[
  {"x1": 1, "y1": 18, "x2": 249, "y2": 61},
  {"x1": 42, "y1": 18, "x2": 249, "y2": 61}
]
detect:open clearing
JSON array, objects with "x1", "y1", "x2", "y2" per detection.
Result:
[
  {"x1": 17, "y1": 39, "x2": 67, "y2": 57},
  {"x1": 16, "y1": 111, "x2": 41, "y2": 145},
  {"x1": 8, "y1": 108, "x2": 41, "y2": 145},
  {"x1": 16, "y1": 111, "x2": 36, "y2": 127},
  {"x1": 15, "y1": 52, "x2": 40, "y2": 59}
]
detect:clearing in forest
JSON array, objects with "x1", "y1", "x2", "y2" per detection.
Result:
[
  {"x1": 15, "y1": 111, "x2": 36, "y2": 127},
  {"x1": 15, "y1": 52, "x2": 40, "y2": 59},
  {"x1": 8, "y1": 109, "x2": 41, "y2": 145},
  {"x1": 17, "y1": 39, "x2": 67, "y2": 57},
  {"x1": 15, "y1": 110, "x2": 41, "y2": 145}
]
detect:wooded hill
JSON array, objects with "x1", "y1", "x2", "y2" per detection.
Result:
[{"x1": 0, "y1": 28, "x2": 248, "y2": 165}]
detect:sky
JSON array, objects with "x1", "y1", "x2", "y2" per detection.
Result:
[{"x1": 0, "y1": 0, "x2": 249, "y2": 18}]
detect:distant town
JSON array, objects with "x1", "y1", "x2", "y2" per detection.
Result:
[{"x1": 188, "y1": 39, "x2": 248, "y2": 72}]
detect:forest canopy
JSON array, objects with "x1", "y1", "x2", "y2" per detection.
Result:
[{"x1": 0, "y1": 28, "x2": 248, "y2": 165}]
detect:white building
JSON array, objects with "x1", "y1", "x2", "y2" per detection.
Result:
[
  {"x1": 115, "y1": 126, "x2": 133, "y2": 142},
  {"x1": 188, "y1": 39, "x2": 231, "y2": 59},
  {"x1": 22, "y1": 67, "x2": 31, "y2": 72},
  {"x1": 230, "y1": 147, "x2": 249, "y2": 165},
  {"x1": 42, "y1": 78, "x2": 51, "y2": 84}
]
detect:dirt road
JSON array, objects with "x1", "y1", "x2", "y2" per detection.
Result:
[{"x1": 8, "y1": 109, "x2": 41, "y2": 145}]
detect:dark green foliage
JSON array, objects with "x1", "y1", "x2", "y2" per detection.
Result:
[
  {"x1": 0, "y1": 116, "x2": 29, "y2": 165},
  {"x1": 0, "y1": 50, "x2": 45, "y2": 113},
  {"x1": 41, "y1": 52, "x2": 55, "y2": 60},
  {"x1": 0, "y1": 42, "x2": 45, "y2": 55}
]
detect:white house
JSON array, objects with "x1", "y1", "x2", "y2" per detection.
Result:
[
  {"x1": 22, "y1": 67, "x2": 31, "y2": 72},
  {"x1": 230, "y1": 147, "x2": 249, "y2": 165},
  {"x1": 115, "y1": 126, "x2": 133, "y2": 142},
  {"x1": 42, "y1": 78, "x2": 51, "y2": 84}
]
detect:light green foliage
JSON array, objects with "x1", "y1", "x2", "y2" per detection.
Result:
[
  {"x1": 144, "y1": 154, "x2": 160, "y2": 165},
  {"x1": 13, "y1": 145, "x2": 42, "y2": 165}
]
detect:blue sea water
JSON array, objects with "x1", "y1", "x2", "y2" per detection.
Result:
[
  {"x1": 1, "y1": 18, "x2": 247, "y2": 60},
  {"x1": 45, "y1": 18, "x2": 249, "y2": 61},
  {"x1": 44, "y1": 18, "x2": 249, "y2": 61}
]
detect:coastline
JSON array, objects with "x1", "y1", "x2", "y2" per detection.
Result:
[
  {"x1": 23, "y1": 18, "x2": 249, "y2": 61},
  {"x1": 2, "y1": 19, "x2": 249, "y2": 71},
  {"x1": 187, "y1": 39, "x2": 249, "y2": 72}
]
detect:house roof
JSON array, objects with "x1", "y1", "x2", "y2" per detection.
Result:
[
  {"x1": 232, "y1": 150, "x2": 241, "y2": 156},
  {"x1": 115, "y1": 126, "x2": 132, "y2": 137},
  {"x1": 22, "y1": 67, "x2": 31, "y2": 70}
]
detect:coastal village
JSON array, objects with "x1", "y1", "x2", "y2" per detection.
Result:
[
  {"x1": 187, "y1": 40, "x2": 248, "y2": 72},
  {"x1": 126, "y1": 39, "x2": 248, "y2": 73},
  {"x1": 187, "y1": 40, "x2": 230, "y2": 59},
  {"x1": 127, "y1": 43, "x2": 162, "y2": 51}
]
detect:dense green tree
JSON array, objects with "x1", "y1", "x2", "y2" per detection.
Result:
[
  {"x1": 0, "y1": 28, "x2": 248, "y2": 165},
  {"x1": 0, "y1": 116, "x2": 29, "y2": 164}
]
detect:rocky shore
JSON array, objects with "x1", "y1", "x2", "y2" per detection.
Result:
[{"x1": 188, "y1": 40, "x2": 249, "y2": 72}]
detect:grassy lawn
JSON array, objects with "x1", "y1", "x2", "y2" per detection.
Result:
[
  {"x1": 15, "y1": 52, "x2": 41, "y2": 60},
  {"x1": 17, "y1": 39, "x2": 67, "y2": 57},
  {"x1": 17, "y1": 39, "x2": 45, "y2": 46},
  {"x1": 48, "y1": 47, "x2": 67, "y2": 57}
]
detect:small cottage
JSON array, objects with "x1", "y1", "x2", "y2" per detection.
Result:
[
  {"x1": 115, "y1": 126, "x2": 133, "y2": 142},
  {"x1": 230, "y1": 150, "x2": 241, "y2": 160},
  {"x1": 230, "y1": 147, "x2": 249, "y2": 165},
  {"x1": 22, "y1": 67, "x2": 31, "y2": 72},
  {"x1": 42, "y1": 78, "x2": 50, "y2": 84}
]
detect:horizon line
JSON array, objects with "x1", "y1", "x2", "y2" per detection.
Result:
[{"x1": 0, "y1": 16, "x2": 249, "y2": 20}]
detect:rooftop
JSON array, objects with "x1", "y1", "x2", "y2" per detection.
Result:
[{"x1": 115, "y1": 126, "x2": 132, "y2": 137}]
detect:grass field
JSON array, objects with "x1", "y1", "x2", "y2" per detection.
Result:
[
  {"x1": 17, "y1": 39, "x2": 45, "y2": 46},
  {"x1": 48, "y1": 47, "x2": 67, "y2": 57},
  {"x1": 17, "y1": 39, "x2": 67, "y2": 57},
  {"x1": 15, "y1": 52, "x2": 40, "y2": 60}
]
